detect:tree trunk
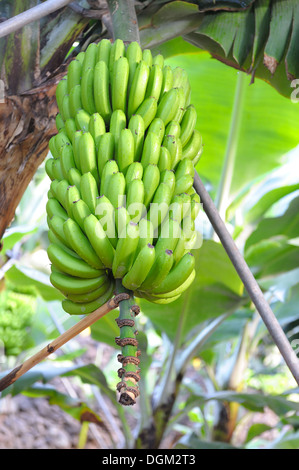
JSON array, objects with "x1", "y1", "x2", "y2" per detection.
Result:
[{"x1": 0, "y1": 74, "x2": 61, "y2": 239}]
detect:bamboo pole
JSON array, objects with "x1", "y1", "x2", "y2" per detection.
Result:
[{"x1": 0, "y1": 293, "x2": 129, "y2": 393}]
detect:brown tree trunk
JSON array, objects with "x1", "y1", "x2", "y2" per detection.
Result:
[{"x1": 0, "y1": 74, "x2": 62, "y2": 240}]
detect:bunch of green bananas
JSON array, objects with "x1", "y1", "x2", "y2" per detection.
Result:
[
  {"x1": 46, "y1": 39, "x2": 203, "y2": 315},
  {"x1": 0, "y1": 285, "x2": 36, "y2": 356}
]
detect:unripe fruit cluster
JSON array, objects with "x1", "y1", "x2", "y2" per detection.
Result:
[{"x1": 46, "y1": 39, "x2": 203, "y2": 315}]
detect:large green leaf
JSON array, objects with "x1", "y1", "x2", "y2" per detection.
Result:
[
  {"x1": 165, "y1": 52, "x2": 299, "y2": 196},
  {"x1": 245, "y1": 196, "x2": 299, "y2": 250},
  {"x1": 183, "y1": 0, "x2": 299, "y2": 97},
  {"x1": 139, "y1": 240, "x2": 244, "y2": 341},
  {"x1": 185, "y1": 389, "x2": 299, "y2": 415}
]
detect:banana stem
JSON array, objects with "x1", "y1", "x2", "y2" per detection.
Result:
[
  {"x1": 115, "y1": 279, "x2": 141, "y2": 406},
  {"x1": 106, "y1": 0, "x2": 140, "y2": 43}
]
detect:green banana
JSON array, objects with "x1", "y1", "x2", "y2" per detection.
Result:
[
  {"x1": 173, "y1": 87, "x2": 186, "y2": 123},
  {"x1": 112, "y1": 221, "x2": 140, "y2": 279},
  {"x1": 50, "y1": 271, "x2": 107, "y2": 295},
  {"x1": 135, "y1": 291, "x2": 181, "y2": 304},
  {"x1": 75, "y1": 51, "x2": 85, "y2": 65},
  {"x1": 69, "y1": 85, "x2": 83, "y2": 118},
  {"x1": 52, "y1": 159, "x2": 64, "y2": 181},
  {"x1": 125, "y1": 41, "x2": 143, "y2": 89},
  {"x1": 150, "y1": 269, "x2": 196, "y2": 300},
  {"x1": 126, "y1": 178, "x2": 144, "y2": 222},
  {"x1": 134, "y1": 96, "x2": 157, "y2": 130},
  {"x1": 142, "y1": 48, "x2": 152, "y2": 67},
  {"x1": 88, "y1": 112, "x2": 106, "y2": 150},
  {"x1": 68, "y1": 168, "x2": 81, "y2": 189},
  {"x1": 71, "y1": 198, "x2": 91, "y2": 231},
  {"x1": 117, "y1": 128, "x2": 135, "y2": 175},
  {"x1": 84, "y1": 214, "x2": 115, "y2": 269},
  {"x1": 145, "y1": 63, "x2": 163, "y2": 101},
  {"x1": 115, "y1": 206, "x2": 130, "y2": 238},
  {"x1": 128, "y1": 114, "x2": 145, "y2": 161},
  {"x1": 106, "y1": 171, "x2": 126, "y2": 209},
  {"x1": 174, "y1": 175, "x2": 193, "y2": 195},
  {"x1": 109, "y1": 38, "x2": 125, "y2": 79},
  {"x1": 165, "y1": 121, "x2": 181, "y2": 139},
  {"x1": 160, "y1": 169, "x2": 176, "y2": 196},
  {"x1": 169, "y1": 193, "x2": 190, "y2": 223},
  {"x1": 96, "y1": 38, "x2": 111, "y2": 66},
  {"x1": 45, "y1": 158, "x2": 56, "y2": 180},
  {"x1": 94, "y1": 60, "x2": 112, "y2": 125},
  {"x1": 55, "y1": 179, "x2": 71, "y2": 212},
  {"x1": 153, "y1": 53, "x2": 164, "y2": 69},
  {"x1": 147, "y1": 182, "x2": 172, "y2": 231},
  {"x1": 61, "y1": 94, "x2": 72, "y2": 121},
  {"x1": 55, "y1": 131, "x2": 70, "y2": 154},
  {"x1": 182, "y1": 129, "x2": 202, "y2": 160},
  {"x1": 46, "y1": 198, "x2": 68, "y2": 221},
  {"x1": 142, "y1": 163, "x2": 160, "y2": 209},
  {"x1": 48, "y1": 215, "x2": 71, "y2": 248},
  {"x1": 162, "y1": 134, "x2": 180, "y2": 168},
  {"x1": 122, "y1": 243, "x2": 155, "y2": 290},
  {"x1": 60, "y1": 144, "x2": 76, "y2": 180},
  {"x1": 156, "y1": 87, "x2": 180, "y2": 126},
  {"x1": 155, "y1": 217, "x2": 181, "y2": 257},
  {"x1": 48, "y1": 229, "x2": 80, "y2": 258},
  {"x1": 139, "y1": 248, "x2": 174, "y2": 292},
  {"x1": 109, "y1": 109, "x2": 126, "y2": 154},
  {"x1": 63, "y1": 218, "x2": 104, "y2": 269},
  {"x1": 55, "y1": 78, "x2": 68, "y2": 117},
  {"x1": 190, "y1": 192, "x2": 201, "y2": 220},
  {"x1": 78, "y1": 131, "x2": 98, "y2": 183},
  {"x1": 151, "y1": 251, "x2": 195, "y2": 294},
  {"x1": 95, "y1": 195, "x2": 117, "y2": 244},
  {"x1": 49, "y1": 136, "x2": 59, "y2": 158},
  {"x1": 67, "y1": 58, "x2": 82, "y2": 92},
  {"x1": 136, "y1": 218, "x2": 154, "y2": 255},
  {"x1": 55, "y1": 113, "x2": 65, "y2": 131},
  {"x1": 64, "y1": 118, "x2": 77, "y2": 141},
  {"x1": 80, "y1": 172, "x2": 99, "y2": 213},
  {"x1": 160, "y1": 65, "x2": 173, "y2": 97},
  {"x1": 61, "y1": 282, "x2": 114, "y2": 314},
  {"x1": 100, "y1": 159, "x2": 119, "y2": 197},
  {"x1": 175, "y1": 158, "x2": 195, "y2": 181},
  {"x1": 148, "y1": 118, "x2": 165, "y2": 145},
  {"x1": 127, "y1": 60, "x2": 150, "y2": 118},
  {"x1": 125, "y1": 161, "x2": 143, "y2": 186},
  {"x1": 48, "y1": 243, "x2": 103, "y2": 279},
  {"x1": 158, "y1": 146, "x2": 172, "y2": 172},
  {"x1": 72, "y1": 130, "x2": 83, "y2": 170},
  {"x1": 82, "y1": 42, "x2": 97, "y2": 72},
  {"x1": 97, "y1": 132, "x2": 115, "y2": 178},
  {"x1": 170, "y1": 137, "x2": 182, "y2": 170},
  {"x1": 64, "y1": 279, "x2": 111, "y2": 303},
  {"x1": 140, "y1": 132, "x2": 161, "y2": 168},
  {"x1": 75, "y1": 109, "x2": 90, "y2": 132},
  {"x1": 180, "y1": 104, "x2": 197, "y2": 147},
  {"x1": 111, "y1": 56, "x2": 129, "y2": 113}
]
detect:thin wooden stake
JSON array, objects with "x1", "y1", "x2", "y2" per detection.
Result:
[{"x1": 0, "y1": 293, "x2": 129, "y2": 392}]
